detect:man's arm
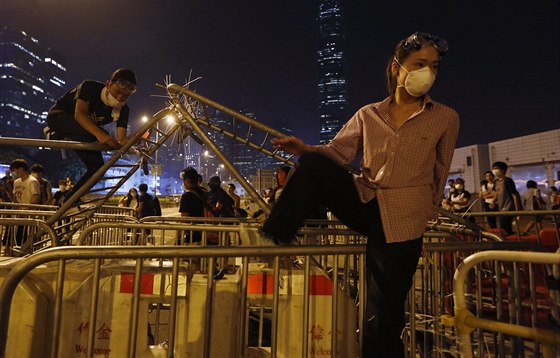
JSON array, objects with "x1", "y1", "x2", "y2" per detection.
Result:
[
  {"x1": 30, "y1": 181, "x2": 41, "y2": 204},
  {"x1": 116, "y1": 126, "x2": 127, "y2": 145},
  {"x1": 74, "y1": 99, "x2": 119, "y2": 147},
  {"x1": 46, "y1": 182, "x2": 53, "y2": 204}
]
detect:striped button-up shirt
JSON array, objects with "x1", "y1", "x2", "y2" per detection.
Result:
[{"x1": 315, "y1": 95, "x2": 460, "y2": 243}]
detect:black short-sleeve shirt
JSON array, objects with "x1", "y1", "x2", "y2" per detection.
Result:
[
  {"x1": 50, "y1": 80, "x2": 129, "y2": 128},
  {"x1": 179, "y1": 190, "x2": 205, "y2": 217}
]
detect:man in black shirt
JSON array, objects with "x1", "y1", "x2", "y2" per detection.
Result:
[
  {"x1": 179, "y1": 167, "x2": 207, "y2": 243},
  {"x1": 45, "y1": 68, "x2": 137, "y2": 196}
]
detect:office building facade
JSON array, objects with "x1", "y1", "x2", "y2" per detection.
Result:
[
  {"x1": 317, "y1": 0, "x2": 348, "y2": 144},
  {"x1": 0, "y1": 25, "x2": 66, "y2": 139}
]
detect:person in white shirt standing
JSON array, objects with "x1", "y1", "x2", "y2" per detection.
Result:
[
  {"x1": 10, "y1": 159, "x2": 40, "y2": 205},
  {"x1": 7, "y1": 159, "x2": 40, "y2": 254}
]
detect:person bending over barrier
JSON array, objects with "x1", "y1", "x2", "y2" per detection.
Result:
[{"x1": 45, "y1": 68, "x2": 137, "y2": 198}]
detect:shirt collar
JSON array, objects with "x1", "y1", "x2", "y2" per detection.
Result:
[{"x1": 375, "y1": 94, "x2": 435, "y2": 123}]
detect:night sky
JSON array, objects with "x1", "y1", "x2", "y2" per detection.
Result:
[{"x1": 6, "y1": 0, "x2": 560, "y2": 148}]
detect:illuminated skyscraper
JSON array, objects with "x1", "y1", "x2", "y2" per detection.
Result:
[
  {"x1": 0, "y1": 25, "x2": 66, "y2": 138},
  {"x1": 317, "y1": 0, "x2": 348, "y2": 144}
]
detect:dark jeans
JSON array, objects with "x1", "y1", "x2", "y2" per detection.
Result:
[
  {"x1": 262, "y1": 152, "x2": 422, "y2": 357},
  {"x1": 47, "y1": 112, "x2": 105, "y2": 196}
]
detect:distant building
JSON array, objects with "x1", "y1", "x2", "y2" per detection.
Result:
[
  {"x1": 317, "y1": 0, "x2": 348, "y2": 144},
  {"x1": 448, "y1": 129, "x2": 560, "y2": 208},
  {"x1": 0, "y1": 25, "x2": 66, "y2": 138}
]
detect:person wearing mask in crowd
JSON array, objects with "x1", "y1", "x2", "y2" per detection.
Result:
[
  {"x1": 521, "y1": 180, "x2": 546, "y2": 234},
  {"x1": 445, "y1": 178, "x2": 455, "y2": 199},
  {"x1": 53, "y1": 179, "x2": 68, "y2": 206},
  {"x1": 44, "y1": 68, "x2": 137, "y2": 198},
  {"x1": 260, "y1": 32, "x2": 459, "y2": 357},
  {"x1": 119, "y1": 187, "x2": 139, "y2": 212},
  {"x1": 30, "y1": 164, "x2": 53, "y2": 205},
  {"x1": 491, "y1": 161, "x2": 520, "y2": 235},
  {"x1": 480, "y1": 171, "x2": 498, "y2": 228},
  {"x1": 442, "y1": 178, "x2": 472, "y2": 221}
]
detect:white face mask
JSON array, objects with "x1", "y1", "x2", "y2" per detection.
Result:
[
  {"x1": 396, "y1": 61, "x2": 436, "y2": 97},
  {"x1": 492, "y1": 169, "x2": 503, "y2": 177},
  {"x1": 59, "y1": 185, "x2": 67, "y2": 192},
  {"x1": 101, "y1": 87, "x2": 126, "y2": 120},
  {"x1": 454, "y1": 184, "x2": 464, "y2": 190},
  {"x1": 130, "y1": 192, "x2": 137, "y2": 197},
  {"x1": 101, "y1": 87, "x2": 125, "y2": 108}
]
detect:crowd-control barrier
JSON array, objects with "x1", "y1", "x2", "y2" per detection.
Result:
[
  {"x1": 0, "y1": 225, "x2": 366, "y2": 358},
  {"x1": 404, "y1": 240, "x2": 559, "y2": 358},
  {"x1": 453, "y1": 250, "x2": 560, "y2": 358}
]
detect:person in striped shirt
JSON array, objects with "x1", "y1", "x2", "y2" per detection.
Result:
[{"x1": 262, "y1": 31, "x2": 459, "y2": 357}]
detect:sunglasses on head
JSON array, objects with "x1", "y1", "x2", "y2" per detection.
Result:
[
  {"x1": 112, "y1": 78, "x2": 137, "y2": 94},
  {"x1": 403, "y1": 32, "x2": 448, "y2": 54}
]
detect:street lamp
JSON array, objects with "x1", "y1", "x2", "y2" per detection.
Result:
[{"x1": 141, "y1": 115, "x2": 159, "y2": 193}]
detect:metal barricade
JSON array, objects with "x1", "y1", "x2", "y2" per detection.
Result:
[
  {"x1": 0, "y1": 217, "x2": 58, "y2": 256},
  {"x1": 443, "y1": 209, "x2": 560, "y2": 248},
  {"x1": 404, "y1": 240, "x2": 558, "y2": 358},
  {"x1": 453, "y1": 250, "x2": 560, "y2": 358},
  {"x1": 0, "y1": 242, "x2": 366, "y2": 358},
  {"x1": 95, "y1": 205, "x2": 137, "y2": 217},
  {"x1": 0, "y1": 210, "x2": 59, "y2": 256}
]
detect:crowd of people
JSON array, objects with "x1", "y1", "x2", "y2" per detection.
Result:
[
  {"x1": 0, "y1": 160, "x2": 74, "y2": 207},
  {"x1": 442, "y1": 161, "x2": 560, "y2": 234}
]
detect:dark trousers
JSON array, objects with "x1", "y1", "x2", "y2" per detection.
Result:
[
  {"x1": 262, "y1": 152, "x2": 422, "y2": 357},
  {"x1": 47, "y1": 112, "x2": 105, "y2": 196},
  {"x1": 482, "y1": 202, "x2": 498, "y2": 228}
]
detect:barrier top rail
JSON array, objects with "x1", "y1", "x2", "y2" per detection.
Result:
[{"x1": 453, "y1": 250, "x2": 560, "y2": 358}]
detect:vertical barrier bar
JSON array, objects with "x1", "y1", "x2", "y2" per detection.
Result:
[
  {"x1": 238, "y1": 256, "x2": 249, "y2": 357},
  {"x1": 331, "y1": 255, "x2": 339, "y2": 357},
  {"x1": 155, "y1": 274, "x2": 166, "y2": 345},
  {"x1": 203, "y1": 257, "x2": 215, "y2": 358},
  {"x1": 167, "y1": 258, "x2": 180, "y2": 357},
  {"x1": 271, "y1": 256, "x2": 280, "y2": 358},
  {"x1": 513, "y1": 262, "x2": 523, "y2": 356},
  {"x1": 528, "y1": 263, "x2": 539, "y2": 358},
  {"x1": 358, "y1": 253, "x2": 366, "y2": 356},
  {"x1": 495, "y1": 260, "x2": 505, "y2": 357},
  {"x1": 475, "y1": 265, "x2": 483, "y2": 356},
  {"x1": 127, "y1": 259, "x2": 144, "y2": 358},
  {"x1": 302, "y1": 255, "x2": 311, "y2": 357},
  {"x1": 50, "y1": 259, "x2": 66, "y2": 358},
  {"x1": 87, "y1": 259, "x2": 102, "y2": 358}
]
